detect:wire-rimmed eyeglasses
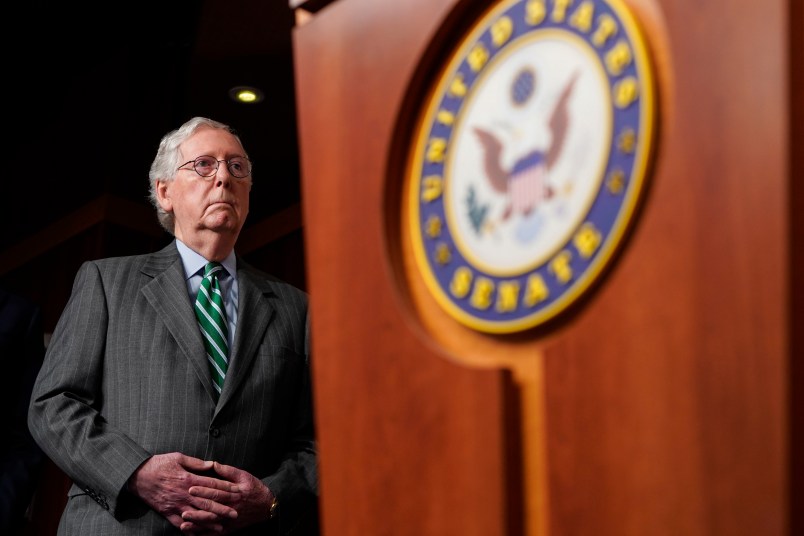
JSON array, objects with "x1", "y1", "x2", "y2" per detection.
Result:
[{"x1": 178, "y1": 156, "x2": 252, "y2": 179}]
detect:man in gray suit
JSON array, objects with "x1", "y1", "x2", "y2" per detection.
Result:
[{"x1": 29, "y1": 117, "x2": 317, "y2": 535}]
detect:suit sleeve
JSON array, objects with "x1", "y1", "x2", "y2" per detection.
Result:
[{"x1": 28, "y1": 261, "x2": 151, "y2": 518}]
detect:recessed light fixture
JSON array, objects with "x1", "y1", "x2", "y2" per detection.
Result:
[{"x1": 229, "y1": 86, "x2": 265, "y2": 104}]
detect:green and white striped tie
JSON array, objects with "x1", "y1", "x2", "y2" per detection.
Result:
[{"x1": 195, "y1": 262, "x2": 228, "y2": 397}]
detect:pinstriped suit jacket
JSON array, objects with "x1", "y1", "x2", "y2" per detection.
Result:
[{"x1": 28, "y1": 241, "x2": 317, "y2": 535}]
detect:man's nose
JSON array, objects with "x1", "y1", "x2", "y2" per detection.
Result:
[{"x1": 213, "y1": 162, "x2": 233, "y2": 185}]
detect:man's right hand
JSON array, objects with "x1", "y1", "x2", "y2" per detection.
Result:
[{"x1": 127, "y1": 452, "x2": 241, "y2": 532}]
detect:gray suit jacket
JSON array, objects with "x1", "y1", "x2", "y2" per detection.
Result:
[{"x1": 29, "y1": 242, "x2": 317, "y2": 535}]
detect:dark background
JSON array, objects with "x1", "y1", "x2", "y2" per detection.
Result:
[{"x1": 2, "y1": 1, "x2": 308, "y2": 330}]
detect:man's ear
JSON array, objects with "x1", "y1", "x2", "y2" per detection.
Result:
[{"x1": 155, "y1": 180, "x2": 173, "y2": 212}]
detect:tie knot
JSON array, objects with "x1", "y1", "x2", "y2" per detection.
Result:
[{"x1": 204, "y1": 262, "x2": 224, "y2": 279}]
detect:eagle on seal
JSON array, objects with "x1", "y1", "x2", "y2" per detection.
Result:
[{"x1": 473, "y1": 71, "x2": 579, "y2": 221}]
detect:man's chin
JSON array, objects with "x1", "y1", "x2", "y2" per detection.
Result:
[{"x1": 203, "y1": 214, "x2": 240, "y2": 234}]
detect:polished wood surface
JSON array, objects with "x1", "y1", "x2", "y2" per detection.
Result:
[
  {"x1": 544, "y1": 0, "x2": 790, "y2": 533},
  {"x1": 787, "y1": 1, "x2": 803, "y2": 534},
  {"x1": 294, "y1": 0, "x2": 795, "y2": 534},
  {"x1": 295, "y1": 0, "x2": 521, "y2": 534}
]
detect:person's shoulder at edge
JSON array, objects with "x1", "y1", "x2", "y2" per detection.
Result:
[{"x1": 75, "y1": 243, "x2": 179, "y2": 270}]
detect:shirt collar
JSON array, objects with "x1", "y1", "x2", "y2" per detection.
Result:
[{"x1": 175, "y1": 239, "x2": 237, "y2": 280}]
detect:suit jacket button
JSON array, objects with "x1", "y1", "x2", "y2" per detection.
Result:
[{"x1": 210, "y1": 428, "x2": 221, "y2": 437}]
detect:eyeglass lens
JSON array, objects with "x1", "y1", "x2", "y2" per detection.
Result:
[{"x1": 193, "y1": 156, "x2": 251, "y2": 178}]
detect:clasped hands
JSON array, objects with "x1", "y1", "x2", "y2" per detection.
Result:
[{"x1": 128, "y1": 452, "x2": 274, "y2": 534}]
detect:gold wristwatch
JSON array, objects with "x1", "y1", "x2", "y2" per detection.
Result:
[{"x1": 269, "y1": 496, "x2": 279, "y2": 520}]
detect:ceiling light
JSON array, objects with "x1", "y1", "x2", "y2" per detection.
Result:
[{"x1": 229, "y1": 86, "x2": 264, "y2": 104}]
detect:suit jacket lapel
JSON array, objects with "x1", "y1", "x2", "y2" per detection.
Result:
[
  {"x1": 140, "y1": 242, "x2": 218, "y2": 402},
  {"x1": 218, "y1": 263, "x2": 276, "y2": 408}
]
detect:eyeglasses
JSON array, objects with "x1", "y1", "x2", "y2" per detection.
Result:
[{"x1": 178, "y1": 156, "x2": 252, "y2": 179}]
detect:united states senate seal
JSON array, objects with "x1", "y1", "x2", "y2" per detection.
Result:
[{"x1": 406, "y1": 0, "x2": 657, "y2": 334}]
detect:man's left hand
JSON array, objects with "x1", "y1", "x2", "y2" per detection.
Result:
[{"x1": 180, "y1": 462, "x2": 275, "y2": 534}]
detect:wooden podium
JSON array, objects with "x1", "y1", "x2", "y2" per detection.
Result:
[{"x1": 292, "y1": 0, "x2": 799, "y2": 535}]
